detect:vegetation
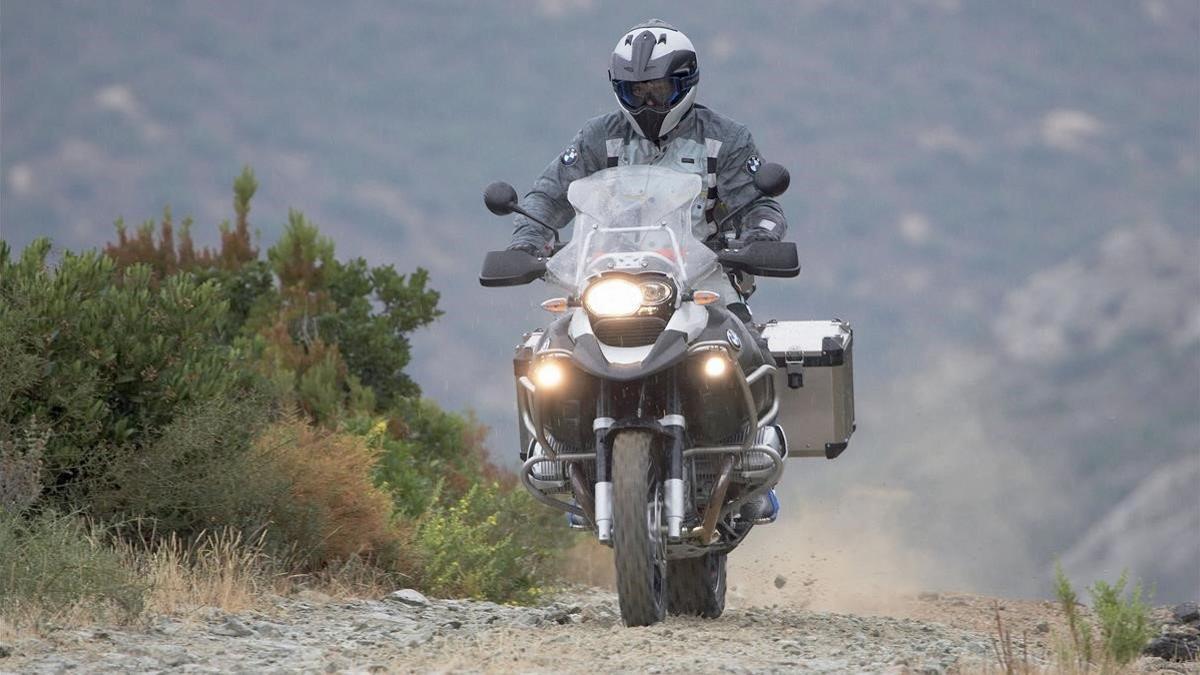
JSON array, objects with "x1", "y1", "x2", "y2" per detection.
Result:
[
  {"x1": 0, "y1": 168, "x2": 567, "y2": 627},
  {"x1": 416, "y1": 483, "x2": 562, "y2": 604},
  {"x1": 1053, "y1": 564, "x2": 1152, "y2": 672},
  {"x1": 0, "y1": 511, "x2": 145, "y2": 623}
]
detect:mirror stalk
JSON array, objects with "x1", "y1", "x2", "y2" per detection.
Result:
[
  {"x1": 483, "y1": 181, "x2": 560, "y2": 245},
  {"x1": 510, "y1": 205, "x2": 560, "y2": 245}
]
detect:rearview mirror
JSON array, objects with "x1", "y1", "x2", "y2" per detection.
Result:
[
  {"x1": 479, "y1": 249, "x2": 547, "y2": 287},
  {"x1": 753, "y1": 163, "x2": 790, "y2": 197},
  {"x1": 717, "y1": 241, "x2": 800, "y2": 278},
  {"x1": 483, "y1": 182, "x2": 520, "y2": 216}
]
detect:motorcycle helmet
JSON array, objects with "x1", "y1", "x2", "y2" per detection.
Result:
[{"x1": 609, "y1": 19, "x2": 699, "y2": 142}]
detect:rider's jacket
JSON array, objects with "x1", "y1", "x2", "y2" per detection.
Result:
[{"x1": 511, "y1": 105, "x2": 788, "y2": 255}]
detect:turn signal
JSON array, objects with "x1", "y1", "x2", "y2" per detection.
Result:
[
  {"x1": 692, "y1": 290, "x2": 720, "y2": 306},
  {"x1": 540, "y1": 297, "x2": 569, "y2": 313}
]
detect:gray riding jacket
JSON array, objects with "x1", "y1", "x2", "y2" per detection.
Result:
[{"x1": 511, "y1": 105, "x2": 787, "y2": 254}]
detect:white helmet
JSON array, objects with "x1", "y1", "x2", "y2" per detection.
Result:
[{"x1": 609, "y1": 19, "x2": 699, "y2": 142}]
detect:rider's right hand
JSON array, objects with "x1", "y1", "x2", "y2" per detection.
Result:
[{"x1": 507, "y1": 242, "x2": 542, "y2": 258}]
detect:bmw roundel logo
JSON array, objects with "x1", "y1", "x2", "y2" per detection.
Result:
[{"x1": 726, "y1": 328, "x2": 742, "y2": 350}]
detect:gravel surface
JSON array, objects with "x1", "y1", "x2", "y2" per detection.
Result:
[{"x1": 1, "y1": 588, "x2": 1195, "y2": 674}]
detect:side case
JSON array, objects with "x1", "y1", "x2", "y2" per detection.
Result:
[{"x1": 760, "y1": 320, "x2": 855, "y2": 459}]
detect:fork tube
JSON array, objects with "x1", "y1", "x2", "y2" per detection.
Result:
[
  {"x1": 593, "y1": 379, "x2": 614, "y2": 542},
  {"x1": 663, "y1": 368, "x2": 686, "y2": 541}
]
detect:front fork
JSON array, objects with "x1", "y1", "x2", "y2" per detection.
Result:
[
  {"x1": 592, "y1": 372, "x2": 687, "y2": 543},
  {"x1": 663, "y1": 369, "x2": 686, "y2": 541},
  {"x1": 593, "y1": 379, "x2": 613, "y2": 542}
]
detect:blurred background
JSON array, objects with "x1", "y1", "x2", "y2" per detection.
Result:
[{"x1": 2, "y1": 0, "x2": 1197, "y2": 601}]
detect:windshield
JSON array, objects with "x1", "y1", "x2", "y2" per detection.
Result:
[{"x1": 545, "y1": 166, "x2": 718, "y2": 292}]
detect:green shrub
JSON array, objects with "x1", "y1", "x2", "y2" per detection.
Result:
[
  {"x1": 102, "y1": 174, "x2": 439, "y2": 425},
  {"x1": 0, "y1": 240, "x2": 251, "y2": 498},
  {"x1": 1090, "y1": 572, "x2": 1152, "y2": 666},
  {"x1": 1054, "y1": 564, "x2": 1153, "y2": 669},
  {"x1": 361, "y1": 399, "x2": 478, "y2": 518},
  {"x1": 0, "y1": 511, "x2": 145, "y2": 624},
  {"x1": 415, "y1": 482, "x2": 565, "y2": 604},
  {"x1": 87, "y1": 395, "x2": 282, "y2": 545}
]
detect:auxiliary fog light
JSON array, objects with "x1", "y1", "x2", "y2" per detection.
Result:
[
  {"x1": 533, "y1": 360, "x2": 565, "y2": 389},
  {"x1": 703, "y1": 354, "x2": 729, "y2": 378}
]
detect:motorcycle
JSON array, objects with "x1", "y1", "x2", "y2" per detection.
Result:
[{"x1": 479, "y1": 164, "x2": 855, "y2": 626}]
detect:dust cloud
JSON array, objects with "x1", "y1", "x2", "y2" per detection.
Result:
[{"x1": 726, "y1": 483, "x2": 962, "y2": 615}]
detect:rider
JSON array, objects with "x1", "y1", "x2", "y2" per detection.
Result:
[
  {"x1": 508, "y1": 18, "x2": 789, "y2": 324},
  {"x1": 509, "y1": 19, "x2": 786, "y2": 523}
]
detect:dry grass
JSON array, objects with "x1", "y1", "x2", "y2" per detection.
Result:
[
  {"x1": 1, "y1": 416, "x2": 412, "y2": 636},
  {"x1": 988, "y1": 601, "x2": 1039, "y2": 674},
  {"x1": 0, "y1": 526, "x2": 405, "y2": 634},
  {"x1": 124, "y1": 528, "x2": 286, "y2": 616}
]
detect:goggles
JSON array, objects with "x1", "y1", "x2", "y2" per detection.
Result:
[{"x1": 612, "y1": 72, "x2": 698, "y2": 113}]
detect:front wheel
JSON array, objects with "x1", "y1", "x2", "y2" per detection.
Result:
[
  {"x1": 612, "y1": 430, "x2": 666, "y2": 627},
  {"x1": 668, "y1": 552, "x2": 727, "y2": 618}
]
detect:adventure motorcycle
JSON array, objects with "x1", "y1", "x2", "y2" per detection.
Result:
[{"x1": 479, "y1": 164, "x2": 855, "y2": 626}]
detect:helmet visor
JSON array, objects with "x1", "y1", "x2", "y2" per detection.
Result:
[{"x1": 613, "y1": 75, "x2": 693, "y2": 113}]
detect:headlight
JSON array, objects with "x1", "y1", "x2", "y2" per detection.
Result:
[
  {"x1": 640, "y1": 280, "x2": 674, "y2": 305},
  {"x1": 584, "y1": 278, "x2": 643, "y2": 317}
]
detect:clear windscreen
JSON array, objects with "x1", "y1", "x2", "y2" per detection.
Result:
[{"x1": 545, "y1": 166, "x2": 718, "y2": 292}]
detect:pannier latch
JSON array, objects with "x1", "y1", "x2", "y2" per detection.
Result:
[{"x1": 784, "y1": 350, "x2": 803, "y2": 389}]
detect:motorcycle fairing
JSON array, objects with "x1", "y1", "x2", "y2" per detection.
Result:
[{"x1": 535, "y1": 303, "x2": 762, "y2": 383}]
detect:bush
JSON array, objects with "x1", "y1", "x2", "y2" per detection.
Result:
[
  {"x1": 0, "y1": 240, "x2": 252, "y2": 500},
  {"x1": 366, "y1": 398, "x2": 505, "y2": 516},
  {"x1": 87, "y1": 395, "x2": 281, "y2": 544},
  {"x1": 92, "y1": 404, "x2": 401, "y2": 574},
  {"x1": 415, "y1": 482, "x2": 564, "y2": 604},
  {"x1": 0, "y1": 512, "x2": 145, "y2": 625},
  {"x1": 354, "y1": 400, "x2": 570, "y2": 604},
  {"x1": 102, "y1": 174, "x2": 440, "y2": 425},
  {"x1": 1054, "y1": 564, "x2": 1153, "y2": 669},
  {"x1": 251, "y1": 417, "x2": 399, "y2": 569},
  {"x1": 1090, "y1": 573, "x2": 1152, "y2": 666},
  {"x1": 1, "y1": 172, "x2": 564, "y2": 617}
]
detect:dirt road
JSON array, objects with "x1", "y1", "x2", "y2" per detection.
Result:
[{"x1": 4, "y1": 586, "x2": 1144, "y2": 674}]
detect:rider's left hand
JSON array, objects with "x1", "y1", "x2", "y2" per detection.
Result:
[{"x1": 740, "y1": 228, "x2": 778, "y2": 244}]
